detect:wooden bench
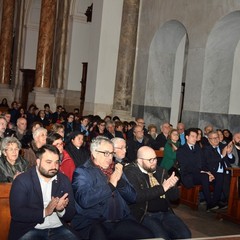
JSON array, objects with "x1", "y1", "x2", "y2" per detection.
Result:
[
  {"x1": 155, "y1": 150, "x2": 164, "y2": 158},
  {"x1": 0, "y1": 183, "x2": 12, "y2": 240},
  {"x1": 220, "y1": 168, "x2": 240, "y2": 224},
  {"x1": 179, "y1": 184, "x2": 202, "y2": 210}
]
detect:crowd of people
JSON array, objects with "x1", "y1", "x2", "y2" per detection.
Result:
[{"x1": 0, "y1": 98, "x2": 239, "y2": 240}]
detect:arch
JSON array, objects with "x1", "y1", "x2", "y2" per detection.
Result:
[
  {"x1": 201, "y1": 11, "x2": 240, "y2": 114},
  {"x1": 145, "y1": 20, "x2": 188, "y2": 126}
]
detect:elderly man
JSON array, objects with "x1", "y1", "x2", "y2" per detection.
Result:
[
  {"x1": 111, "y1": 137, "x2": 128, "y2": 164},
  {"x1": 71, "y1": 136, "x2": 153, "y2": 240},
  {"x1": 124, "y1": 146, "x2": 191, "y2": 239},
  {"x1": 154, "y1": 122, "x2": 171, "y2": 150},
  {"x1": 23, "y1": 127, "x2": 47, "y2": 166},
  {"x1": 14, "y1": 117, "x2": 28, "y2": 141},
  {"x1": 9, "y1": 144, "x2": 78, "y2": 240}
]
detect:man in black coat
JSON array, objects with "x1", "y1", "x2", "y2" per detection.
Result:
[
  {"x1": 177, "y1": 128, "x2": 217, "y2": 211},
  {"x1": 124, "y1": 146, "x2": 191, "y2": 239}
]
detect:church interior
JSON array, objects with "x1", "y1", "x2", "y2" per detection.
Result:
[{"x1": 1, "y1": 0, "x2": 240, "y2": 239}]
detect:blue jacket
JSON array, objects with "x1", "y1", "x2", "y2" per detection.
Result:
[
  {"x1": 71, "y1": 159, "x2": 136, "y2": 231},
  {"x1": 9, "y1": 167, "x2": 76, "y2": 240}
]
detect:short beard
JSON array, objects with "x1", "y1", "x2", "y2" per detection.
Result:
[{"x1": 38, "y1": 166, "x2": 58, "y2": 178}]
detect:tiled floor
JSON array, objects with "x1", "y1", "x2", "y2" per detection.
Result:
[{"x1": 174, "y1": 203, "x2": 240, "y2": 239}]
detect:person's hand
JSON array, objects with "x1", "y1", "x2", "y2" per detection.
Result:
[
  {"x1": 162, "y1": 172, "x2": 178, "y2": 192},
  {"x1": 109, "y1": 163, "x2": 123, "y2": 187},
  {"x1": 45, "y1": 197, "x2": 59, "y2": 217},
  {"x1": 201, "y1": 171, "x2": 215, "y2": 182},
  {"x1": 55, "y1": 193, "x2": 69, "y2": 212}
]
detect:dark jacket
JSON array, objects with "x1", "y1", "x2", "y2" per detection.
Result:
[
  {"x1": 9, "y1": 167, "x2": 76, "y2": 240},
  {"x1": 202, "y1": 143, "x2": 235, "y2": 174},
  {"x1": 71, "y1": 159, "x2": 136, "y2": 231},
  {"x1": 124, "y1": 163, "x2": 179, "y2": 222},
  {"x1": 177, "y1": 143, "x2": 208, "y2": 188}
]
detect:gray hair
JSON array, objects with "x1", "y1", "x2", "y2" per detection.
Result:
[
  {"x1": 111, "y1": 137, "x2": 125, "y2": 147},
  {"x1": 1, "y1": 136, "x2": 21, "y2": 152},
  {"x1": 106, "y1": 120, "x2": 115, "y2": 129},
  {"x1": 33, "y1": 127, "x2": 47, "y2": 140},
  {"x1": 90, "y1": 136, "x2": 113, "y2": 153}
]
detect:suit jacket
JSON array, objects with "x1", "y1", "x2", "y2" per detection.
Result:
[
  {"x1": 202, "y1": 143, "x2": 235, "y2": 174},
  {"x1": 231, "y1": 145, "x2": 240, "y2": 167},
  {"x1": 177, "y1": 143, "x2": 208, "y2": 188},
  {"x1": 9, "y1": 167, "x2": 76, "y2": 240}
]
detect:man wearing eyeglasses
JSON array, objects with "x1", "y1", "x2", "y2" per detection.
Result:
[
  {"x1": 124, "y1": 146, "x2": 191, "y2": 239},
  {"x1": 71, "y1": 136, "x2": 153, "y2": 240}
]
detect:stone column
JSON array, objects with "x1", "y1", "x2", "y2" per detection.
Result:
[
  {"x1": 35, "y1": 0, "x2": 57, "y2": 88},
  {"x1": 28, "y1": 0, "x2": 57, "y2": 109},
  {"x1": 0, "y1": 0, "x2": 15, "y2": 86},
  {"x1": 112, "y1": 0, "x2": 139, "y2": 119}
]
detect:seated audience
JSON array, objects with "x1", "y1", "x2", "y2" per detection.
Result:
[
  {"x1": 177, "y1": 128, "x2": 216, "y2": 211},
  {"x1": 154, "y1": 122, "x2": 171, "y2": 150},
  {"x1": 147, "y1": 124, "x2": 158, "y2": 140},
  {"x1": 0, "y1": 137, "x2": 29, "y2": 182},
  {"x1": 201, "y1": 124, "x2": 213, "y2": 147},
  {"x1": 177, "y1": 122, "x2": 186, "y2": 145},
  {"x1": 50, "y1": 123, "x2": 65, "y2": 138},
  {"x1": 105, "y1": 120, "x2": 124, "y2": 139},
  {"x1": 160, "y1": 128, "x2": 180, "y2": 175},
  {"x1": 13, "y1": 117, "x2": 27, "y2": 141},
  {"x1": 124, "y1": 146, "x2": 191, "y2": 239},
  {"x1": 203, "y1": 130, "x2": 235, "y2": 206},
  {"x1": 36, "y1": 110, "x2": 50, "y2": 128},
  {"x1": 0, "y1": 98, "x2": 9, "y2": 108},
  {"x1": 126, "y1": 125, "x2": 153, "y2": 163},
  {"x1": 111, "y1": 137, "x2": 128, "y2": 165},
  {"x1": 23, "y1": 127, "x2": 47, "y2": 166},
  {"x1": 222, "y1": 128, "x2": 233, "y2": 144},
  {"x1": 196, "y1": 128, "x2": 203, "y2": 148},
  {"x1": 9, "y1": 144, "x2": 78, "y2": 240},
  {"x1": 71, "y1": 136, "x2": 154, "y2": 240},
  {"x1": 0, "y1": 116, "x2": 7, "y2": 148},
  {"x1": 63, "y1": 112, "x2": 78, "y2": 138},
  {"x1": 62, "y1": 131, "x2": 90, "y2": 181},
  {"x1": 89, "y1": 119, "x2": 107, "y2": 140}
]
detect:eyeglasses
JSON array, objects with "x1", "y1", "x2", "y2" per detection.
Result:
[
  {"x1": 115, "y1": 146, "x2": 127, "y2": 150},
  {"x1": 139, "y1": 157, "x2": 157, "y2": 163},
  {"x1": 6, "y1": 148, "x2": 19, "y2": 152},
  {"x1": 95, "y1": 150, "x2": 115, "y2": 157},
  {"x1": 209, "y1": 137, "x2": 219, "y2": 140},
  {"x1": 137, "y1": 122, "x2": 145, "y2": 124}
]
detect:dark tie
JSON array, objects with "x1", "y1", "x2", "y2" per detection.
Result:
[{"x1": 190, "y1": 146, "x2": 194, "y2": 151}]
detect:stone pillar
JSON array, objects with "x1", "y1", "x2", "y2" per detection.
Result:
[
  {"x1": 0, "y1": 0, "x2": 15, "y2": 86},
  {"x1": 112, "y1": 0, "x2": 139, "y2": 120},
  {"x1": 28, "y1": 0, "x2": 57, "y2": 109},
  {"x1": 35, "y1": 0, "x2": 57, "y2": 88}
]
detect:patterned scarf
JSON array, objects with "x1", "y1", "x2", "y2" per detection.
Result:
[{"x1": 94, "y1": 161, "x2": 115, "y2": 180}]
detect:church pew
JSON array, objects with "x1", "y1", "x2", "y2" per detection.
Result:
[
  {"x1": 0, "y1": 183, "x2": 12, "y2": 240},
  {"x1": 220, "y1": 168, "x2": 240, "y2": 224}
]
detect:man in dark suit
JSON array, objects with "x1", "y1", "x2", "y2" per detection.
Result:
[
  {"x1": 203, "y1": 131, "x2": 235, "y2": 206},
  {"x1": 177, "y1": 128, "x2": 217, "y2": 211},
  {"x1": 9, "y1": 145, "x2": 78, "y2": 240}
]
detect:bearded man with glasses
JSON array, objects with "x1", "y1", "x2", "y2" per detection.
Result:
[
  {"x1": 124, "y1": 146, "x2": 191, "y2": 239},
  {"x1": 71, "y1": 136, "x2": 153, "y2": 240}
]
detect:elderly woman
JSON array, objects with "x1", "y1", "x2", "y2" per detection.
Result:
[{"x1": 0, "y1": 137, "x2": 29, "y2": 182}]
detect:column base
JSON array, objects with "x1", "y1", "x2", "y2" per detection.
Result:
[
  {"x1": 111, "y1": 109, "x2": 134, "y2": 122},
  {"x1": 0, "y1": 84, "x2": 14, "y2": 105},
  {"x1": 28, "y1": 88, "x2": 56, "y2": 110}
]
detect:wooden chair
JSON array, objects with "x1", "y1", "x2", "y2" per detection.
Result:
[{"x1": 0, "y1": 183, "x2": 12, "y2": 240}]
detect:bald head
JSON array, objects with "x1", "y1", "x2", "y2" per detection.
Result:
[{"x1": 137, "y1": 146, "x2": 157, "y2": 173}]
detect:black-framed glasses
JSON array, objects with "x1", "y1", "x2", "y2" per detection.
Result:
[
  {"x1": 95, "y1": 150, "x2": 115, "y2": 157},
  {"x1": 139, "y1": 157, "x2": 157, "y2": 163}
]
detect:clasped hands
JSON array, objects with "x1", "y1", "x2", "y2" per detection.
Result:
[
  {"x1": 162, "y1": 172, "x2": 179, "y2": 192},
  {"x1": 45, "y1": 193, "x2": 69, "y2": 217}
]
